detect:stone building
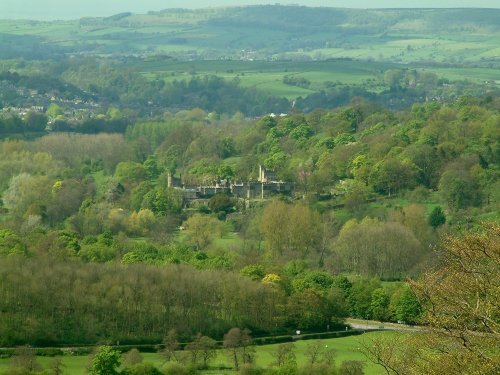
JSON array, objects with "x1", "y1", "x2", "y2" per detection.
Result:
[{"x1": 168, "y1": 166, "x2": 293, "y2": 201}]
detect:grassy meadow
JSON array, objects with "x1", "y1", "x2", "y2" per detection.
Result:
[{"x1": 0, "y1": 331, "x2": 394, "y2": 374}]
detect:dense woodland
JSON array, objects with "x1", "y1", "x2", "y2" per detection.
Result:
[{"x1": 1, "y1": 93, "x2": 498, "y2": 350}]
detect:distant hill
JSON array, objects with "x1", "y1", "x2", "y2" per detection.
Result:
[{"x1": 0, "y1": 5, "x2": 499, "y2": 64}]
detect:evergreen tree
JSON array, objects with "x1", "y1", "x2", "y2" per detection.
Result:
[{"x1": 428, "y1": 206, "x2": 446, "y2": 228}]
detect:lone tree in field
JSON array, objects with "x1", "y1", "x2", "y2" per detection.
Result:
[
  {"x1": 90, "y1": 346, "x2": 121, "y2": 375},
  {"x1": 11, "y1": 346, "x2": 41, "y2": 373},
  {"x1": 305, "y1": 340, "x2": 325, "y2": 365}
]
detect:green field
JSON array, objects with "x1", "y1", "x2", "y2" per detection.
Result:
[
  {"x1": 0, "y1": 331, "x2": 393, "y2": 374},
  {"x1": 135, "y1": 59, "x2": 391, "y2": 98},
  {"x1": 131, "y1": 58, "x2": 500, "y2": 99}
]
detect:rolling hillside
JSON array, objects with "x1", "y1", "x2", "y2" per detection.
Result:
[{"x1": 1, "y1": 6, "x2": 499, "y2": 64}]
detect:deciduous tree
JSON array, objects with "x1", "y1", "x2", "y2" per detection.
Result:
[
  {"x1": 363, "y1": 222, "x2": 500, "y2": 374},
  {"x1": 90, "y1": 346, "x2": 121, "y2": 375}
]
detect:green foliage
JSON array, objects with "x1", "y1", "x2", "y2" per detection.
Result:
[
  {"x1": 335, "y1": 219, "x2": 425, "y2": 279},
  {"x1": 129, "y1": 182, "x2": 154, "y2": 212},
  {"x1": 46, "y1": 103, "x2": 63, "y2": 118},
  {"x1": 339, "y1": 360, "x2": 365, "y2": 375},
  {"x1": 264, "y1": 151, "x2": 289, "y2": 172},
  {"x1": 428, "y1": 206, "x2": 446, "y2": 228},
  {"x1": 239, "y1": 364, "x2": 267, "y2": 375},
  {"x1": 2, "y1": 173, "x2": 51, "y2": 218},
  {"x1": 217, "y1": 164, "x2": 235, "y2": 180},
  {"x1": 292, "y1": 271, "x2": 334, "y2": 293},
  {"x1": 439, "y1": 168, "x2": 482, "y2": 211},
  {"x1": 390, "y1": 287, "x2": 422, "y2": 324},
  {"x1": 0, "y1": 229, "x2": 27, "y2": 256},
  {"x1": 182, "y1": 214, "x2": 222, "y2": 250},
  {"x1": 370, "y1": 158, "x2": 418, "y2": 195},
  {"x1": 272, "y1": 342, "x2": 297, "y2": 368},
  {"x1": 223, "y1": 328, "x2": 255, "y2": 371},
  {"x1": 161, "y1": 362, "x2": 192, "y2": 375},
  {"x1": 122, "y1": 362, "x2": 162, "y2": 375},
  {"x1": 90, "y1": 346, "x2": 121, "y2": 375},
  {"x1": 115, "y1": 162, "x2": 147, "y2": 184},
  {"x1": 348, "y1": 279, "x2": 381, "y2": 320},
  {"x1": 121, "y1": 242, "x2": 160, "y2": 265},
  {"x1": 143, "y1": 155, "x2": 161, "y2": 179},
  {"x1": 142, "y1": 187, "x2": 183, "y2": 215},
  {"x1": 261, "y1": 201, "x2": 321, "y2": 259},
  {"x1": 333, "y1": 133, "x2": 355, "y2": 146},
  {"x1": 122, "y1": 348, "x2": 143, "y2": 367},
  {"x1": 240, "y1": 264, "x2": 266, "y2": 281},
  {"x1": 184, "y1": 334, "x2": 218, "y2": 369},
  {"x1": 289, "y1": 124, "x2": 314, "y2": 140},
  {"x1": 0, "y1": 258, "x2": 282, "y2": 346},
  {"x1": 219, "y1": 137, "x2": 237, "y2": 159},
  {"x1": 9, "y1": 346, "x2": 41, "y2": 373},
  {"x1": 126, "y1": 122, "x2": 178, "y2": 151},
  {"x1": 79, "y1": 241, "x2": 117, "y2": 262},
  {"x1": 370, "y1": 288, "x2": 390, "y2": 321},
  {"x1": 208, "y1": 193, "x2": 234, "y2": 214},
  {"x1": 287, "y1": 289, "x2": 333, "y2": 331}
]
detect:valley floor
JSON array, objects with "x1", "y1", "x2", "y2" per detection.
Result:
[{"x1": 0, "y1": 331, "x2": 395, "y2": 374}]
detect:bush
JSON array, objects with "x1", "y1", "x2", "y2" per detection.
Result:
[
  {"x1": 428, "y1": 206, "x2": 446, "y2": 228},
  {"x1": 162, "y1": 362, "x2": 194, "y2": 375},
  {"x1": 89, "y1": 345, "x2": 121, "y2": 375},
  {"x1": 122, "y1": 362, "x2": 162, "y2": 375},
  {"x1": 115, "y1": 345, "x2": 160, "y2": 353},
  {"x1": 406, "y1": 186, "x2": 430, "y2": 203},
  {"x1": 294, "y1": 330, "x2": 361, "y2": 341},
  {"x1": 339, "y1": 360, "x2": 365, "y2": 375},
  {"x1": 62, "y1": 347, "x2": 93, "y2": 356},
  {"x1": 208, "y1": 193, "x2": 234, "y2": 214},
  {"x1": 253, "y1": 335, "x2": 294, "y2": 346},
  {"x1": 1, "y1": 369, "x2": 32, "y2": 375},
  {"x1": 299, "y1": 363, "x2": 336, "y2": 375},
  {"x1": 123, "y1": 348, "x2": 143, "y2": 366},
  {"x1": 35, "y1": 348, "x2": 64, "y2": 357},
  {"x1": 239, "y1": 364, "x2": 267, "y2": 375},
  {"x1": 0, "y1": 349, "x2": 15, "y2": 358}
]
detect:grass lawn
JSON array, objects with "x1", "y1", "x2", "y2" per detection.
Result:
[
  {"x1": 0, "y1": 331, "x2": 393, "y2": 374},
  {"x1": 212, "y1": 231, "x2": 242, "y2": 249},
  {"x1": 90, "y1": 170, "x2": 110, "y2": 199}
]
